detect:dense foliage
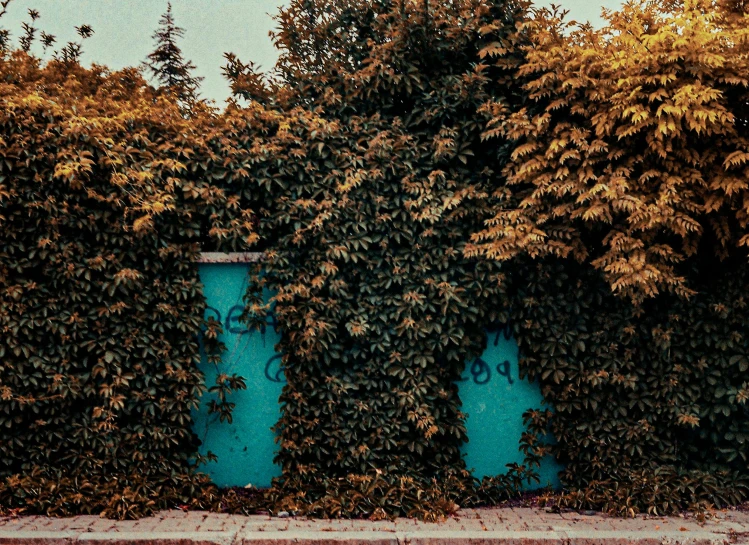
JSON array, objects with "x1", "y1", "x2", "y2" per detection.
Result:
[
  {"x1": 468, "y1": 0, "x2": 749, "y2": 515},
  {"x1": 226, "y1": 0, "x2": 541, "y2": 519},
  {"x1": 0, "y1": 52, "x2": 252, "y2": 518},
  {"x1": 3, "y1": 0, "x2": 749, "y2": 521},
  {"x1": 504, "y1": 258, "x2": 749, "y2": 515},
  {"x1": 230, "y1": 0, "x2": 749, "y2": 518},
  {"x1": 469, "y1": 0, "x2": 749, "y2": 302}
]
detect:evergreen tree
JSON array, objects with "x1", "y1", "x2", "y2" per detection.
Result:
[{"x1": 145, "y1": 2, "x2": 203, "y2": 112}]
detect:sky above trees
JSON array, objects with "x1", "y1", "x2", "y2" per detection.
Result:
[{"x1": 1, "y1": 0, "x2": 623, "y2": 104}]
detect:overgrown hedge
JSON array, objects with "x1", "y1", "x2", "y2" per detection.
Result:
[
  {"x1": 229, "y1": 0, "x2": 749, "y2": 518},
  {"x1": 3, "y1": 0, "x2": 749, "y2": 521},
  {"x1": 0, "y1": 54, "x2": 253, "y2": 518},
  {"x1": 506, "y1": 258, "x2": 749, "y2": 515},
  {"x1": 231, "y1": 0, "x2": 542, "y2": 519},
  {"x1": 469, "y1": 0, "x2": 749, "y2": 515}
]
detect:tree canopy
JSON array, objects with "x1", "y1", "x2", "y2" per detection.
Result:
[
  {"x1": 220, "y1": 0, "x2": 540, "y2": 518},
  {"x1": 468, "y1": 0, "x2": 749, "y2": 302}
]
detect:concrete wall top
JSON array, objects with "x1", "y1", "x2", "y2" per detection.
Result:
[{"x1": 197, "y1": 252, "x2": 264, "y2": 264}]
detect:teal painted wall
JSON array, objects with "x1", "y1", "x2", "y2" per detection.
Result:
[
  {"x1": 459, "y1": 328, "x2": 561, "y2": 488},
  {"x1": 194, "y1": 263, "x2": 561, "y2": 488},
  {"x1": 193, "y1": 263, "x2": 283, "y2": 488}
]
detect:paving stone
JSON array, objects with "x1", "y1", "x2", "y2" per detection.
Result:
[
  {"x1": 233, "y1": 530, "x2": 398, "y2": 545},
  {"x1": 1, "y1": 507, "x2": 748, "y2": 544}
]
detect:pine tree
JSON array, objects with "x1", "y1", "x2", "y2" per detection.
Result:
[{"x1": 145, "y1": 2, "x2": 203, "y2": 112}]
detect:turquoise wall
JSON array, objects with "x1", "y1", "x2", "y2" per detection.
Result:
[
  {"x1": 194, "y1": 263, "x2": 561, "y2": 488},
  {"x1": 193, "y1": 263, "x2": 283, "y2": 488},
  {"x1": 459, "y1": 327, "x2": 561, "y2": 488}
]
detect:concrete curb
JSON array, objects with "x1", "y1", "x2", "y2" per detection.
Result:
[
  {"x1": 0, "y1": 531, "x2": 234, "y2": 544},
  {"x1": 0, "y1": 528, "x2": 745, "y2": 545},
  {"x1": 3, "y1": 508, "x2": 749, "y2": 545}
]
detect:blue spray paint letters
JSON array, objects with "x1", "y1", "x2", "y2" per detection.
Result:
[
  {"x1": 458, "y1": 358, "x2": 514, "y2": 386},
  {"x1": 458, "y1": 323, "x2": 515, "y2": 386},
  {"x1": 202, "y1": 306, "x2": 284, "y2": 382},
  {"x1": 202, "y1": 314, "x2": 517, "y2": 387}
]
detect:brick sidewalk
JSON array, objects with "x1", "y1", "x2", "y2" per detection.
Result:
[{"x1": 1, "y1": 507, "x2": 748, "y2": 544}]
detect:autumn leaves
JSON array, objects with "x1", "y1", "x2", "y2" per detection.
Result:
[
  {"x1": 469, "y1": 0, "x2": 749, "y2": 302},
  {"x1": 2, "y1": 0, "x2": 749, "y2": 519}
]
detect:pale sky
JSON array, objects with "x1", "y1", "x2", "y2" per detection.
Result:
[{"x1": 1, "y1": 0, "x2": 623, "y2": 104}]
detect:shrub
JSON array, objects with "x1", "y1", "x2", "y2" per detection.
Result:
[
  {"x1": 0, "y1": 53, "x2": 253, "y2": 518},
  {"x1": 223, "y1": 0, "x2": 539, "y2": 518}
]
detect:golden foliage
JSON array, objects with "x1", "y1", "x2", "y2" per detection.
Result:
[
  {"x1": 0, "y1": 51, "x2": 255, "y2": 518},
  {"x1": 469, "y1": 0, "x2": 749, "y2": 302}
]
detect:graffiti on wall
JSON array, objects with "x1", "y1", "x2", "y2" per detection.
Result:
[
  {"x1": 459, "y1": 324, "x2": 516, "y2": 386},
  {"x1": 194, "y1": 263, "x2": 285, "y2": 489},
  {"x1": 195, "y1": 262, "x2": 560, "y2": 488},
  {"x1": 204, "y1": 305, "x2": 517, "y2": 387},
  {"x1": 203, "y1": 304, "x2": 284, "y2": 382}
]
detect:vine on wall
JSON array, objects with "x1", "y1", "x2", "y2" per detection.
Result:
[
  {"x1": 225, "y1": 0, "x2": 749, "y2": 518},
  {"x1": 227, "y1": 0, "x2": 542, "y2": 519},
  {"x1": 0, "y1": 54, "x2": 253, "y2": 518},
  {"x1": 3, "y1": 0, "x2": 749, "y2": 521},
  {"x1": 467, "y1": 0, "x2": 749, "y2": 515}
]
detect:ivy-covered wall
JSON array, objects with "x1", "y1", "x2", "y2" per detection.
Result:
[
  {"x1": 3, "y1": 0, "x2": 749, "y2": 522},
  {"x1": 193, "y1": 258, "x2": 561, "y2": 489},
  {"x1": 0, "y1": 56, "x2": 254, "y2": 519}
]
